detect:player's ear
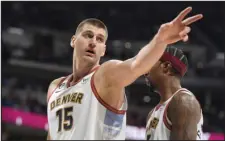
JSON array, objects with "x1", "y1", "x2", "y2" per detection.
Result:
[
  {"x1": 70, "y1": 35, "x2": 76, "y2": 48},
  {"x1": 100, "y1": 45, "x2": 106, "y2": 57},
  {"x1": 161, "y1": 61, "x2": 173, "y2": 75}
]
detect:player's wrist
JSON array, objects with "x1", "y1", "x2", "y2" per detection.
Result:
[{"x1": 151, "y1": 34, "x2": 168, "y2": 47}]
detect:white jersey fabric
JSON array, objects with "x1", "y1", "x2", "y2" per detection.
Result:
[
  {"x1": 47, "y1": 69, "x2": 127, "y2": 140},
  {"x1": 146, "y1": 88, "x2": 203, "y2": 140}
]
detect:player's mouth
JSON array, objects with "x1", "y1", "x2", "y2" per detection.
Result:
[{"x1": 85, "y1": 49, "x2": 96, "y2": 57}]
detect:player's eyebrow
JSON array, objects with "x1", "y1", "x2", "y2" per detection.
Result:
[{"x1": 83, "y1": 30, "x2": 106, "y2": 39}]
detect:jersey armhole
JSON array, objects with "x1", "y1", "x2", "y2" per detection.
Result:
[
  {"x1": 147, "y1": 108, "x2": 155, "y2": 121},
  {"x1": 146, "y1": 108, "x2": 155, "y2": 129},
  {"x1": 163, "y1": 101, "x2": 172, "y2": 130},
  {"x1": 162, "y1": 89, "x2": 194, "y2": 131},
  {"x1": 47, "y1": 77, "x2": 67, "y2": 103}
]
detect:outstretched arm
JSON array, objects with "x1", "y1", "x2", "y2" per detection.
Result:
[
  {"x1": 168, "y1": 92, "x2": 202, "y2": 140},
  {"x1": 96, "y1": 7, "x2": 203, "y2": 89}
]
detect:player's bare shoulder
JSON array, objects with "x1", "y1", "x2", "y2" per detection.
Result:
[
  {"x1": 96, "y1": 60, "x2": 123, "y2": 76},
  {"x1": 94, "y1": 59, "x2": 123, "y2": 87},
  {"x1": 93, "y1": 60, "x2": 126, "y2": 109},
  {"x1": 167, "y1": 90, "x2": 201, "y2": 125},
  {"x1": 167, "y1": 90, "x2": 203, "y2": 140},
  {"x1": 171, "y1": 90, "x2": 201, "y2": 111}
]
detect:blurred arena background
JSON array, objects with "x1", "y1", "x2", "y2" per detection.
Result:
[{"x1": 1, "y1": 1, "x2": 224, "y2": 140}]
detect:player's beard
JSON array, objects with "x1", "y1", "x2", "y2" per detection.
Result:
[{"x1": 145, "y1": 76, "x2": 160, "y2": 95}]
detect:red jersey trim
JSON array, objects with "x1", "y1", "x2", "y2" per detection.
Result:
[
  {"x1": 67, "y1": 66, "x2": 100, "y2": 87},
  {"x1": 163, "y1": 101, "x2": 172, "y2": 130},
  {"x1": 90, "y1": 71, "x2": 126, "y2": 115},
  {"x1": 47, "y1": 77, "x2": 67, "y2": 103}
]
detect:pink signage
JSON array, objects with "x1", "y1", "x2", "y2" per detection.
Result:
[
  {"x1": 2, "y1": 107, "x2": 48, "y2": 130},
  {"x1": 2, "y1": 107, "x2": 224, "y2": 140}
]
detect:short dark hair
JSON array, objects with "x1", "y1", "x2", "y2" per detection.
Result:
[
  {"x1": 75, "y1": 18, "x2": 108, "y2": 40},
  {"x1": 162, "y1": 46, "x2": 188, "y2": 78}
]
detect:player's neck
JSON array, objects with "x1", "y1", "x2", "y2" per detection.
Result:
[
  {"x1": 72, "y1": 60, "x2": 99, "y2": 82},
  {"x1": 158, "y1": 79, "x2": 181, "y2": 103}
]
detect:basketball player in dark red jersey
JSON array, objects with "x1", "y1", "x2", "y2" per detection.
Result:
[{"x1": 145, "y1": 47, "x2": 203, "y2": 140}]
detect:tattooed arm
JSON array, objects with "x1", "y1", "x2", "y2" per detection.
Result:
[{"x1": 167, "y1": 92, "x2": 201, "y2": 140}]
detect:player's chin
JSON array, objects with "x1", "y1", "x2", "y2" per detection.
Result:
[
  {"x1": 83, "y1": 55, "x2": 97, "y2": 62},
  {"x1": 148, "y1": 77, "x2": 157, "y2": 86}
]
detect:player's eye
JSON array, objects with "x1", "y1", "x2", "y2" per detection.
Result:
[
  {"x1": 97, "y1": 37, "x2": 104, "y2": 43},
  {"x1": 87, "y1": 33, "x2": 93, "y2": 38},
  {"x1": 84, "y1": 32, "x2": 93, "y2": 39}
]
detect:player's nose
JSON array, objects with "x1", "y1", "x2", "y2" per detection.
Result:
[{"x1": 89, "y1": 39, "x2": 97, "y2": 48}]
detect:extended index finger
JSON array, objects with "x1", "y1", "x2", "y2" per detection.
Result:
[
  {"x1": 182, "y1": 14, "x2": 203, "y2": 25},
  {"x1": 173, "y1": 7, "x2": 192, "y2": 22}
]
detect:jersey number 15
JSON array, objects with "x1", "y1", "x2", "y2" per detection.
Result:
[{"x1": 56, "y1": 107, "x2": 74, "y2": 132}]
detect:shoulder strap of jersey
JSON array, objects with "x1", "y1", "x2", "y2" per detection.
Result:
[
  {"x1": 163, "y1": 88, "x2": 199, "y2": 130},
  {"x1": 47, "y1": 77, "x2": 67, "y2": 103},
  {"x1": 162, "y1": 88, "x2": 189, "y2": 130}
]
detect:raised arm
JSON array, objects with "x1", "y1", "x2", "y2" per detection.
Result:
[
  {"x1": 96, "y1": 7, "x2": 203, "y2": 88},
  {"x1": 168, "y1": 92, "x2": 202, "y2": 140}
]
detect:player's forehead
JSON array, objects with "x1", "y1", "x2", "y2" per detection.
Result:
[{"x1": 80, "y1": 24, "x2": 106, "y2": 38}]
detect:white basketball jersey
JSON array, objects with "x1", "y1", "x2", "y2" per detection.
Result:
[
  {"x1": 47, "y1": 70, "x2": 127, "y2": 140},
  {"x1": 146, "y1": 88, "x2": 203, "y2": 140}
]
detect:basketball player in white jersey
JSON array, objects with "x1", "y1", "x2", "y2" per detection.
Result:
[
  {"x1": 145, "y1": 47, "x2": 204, "y2": 140},
  {"x1": 46, "y1": 7, "x2": 203, "y2": 140}
]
